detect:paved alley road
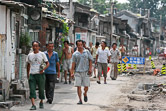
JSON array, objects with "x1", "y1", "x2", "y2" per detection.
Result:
[
  {"x1": 10, "y1": 76, "x2": 130, "y2": 111},
  {"x1": 9, "y1": 74, "x2": 166, "y2": 111}
]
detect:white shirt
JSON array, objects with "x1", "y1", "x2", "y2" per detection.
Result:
[
  {"x1": 110, "y1": 49, "x2": 120, "y2": 63},
  {"x1": 26, "y1": 51, "x2": 48, "y2": 74},
  {"x1": 96, "y1": 48, "x2": 111, "y2": 63},
  {"x1": 92, "y1": 46, "x2": 98, "y2": 58},
  {"x1": 164, "y1": 48, "x2": 166, "y2": 54}
]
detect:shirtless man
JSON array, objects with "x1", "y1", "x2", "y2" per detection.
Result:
[
  {"x1": 60, "y1": 41, "x2": 74, "y2": 84},
  {"x1": 119, "y1": 44, "x2": 126, "y2": 57}
]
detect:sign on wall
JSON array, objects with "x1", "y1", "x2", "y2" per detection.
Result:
[
  {"x1": 122, "y1": 56, "x2": 145, "y2": 65},
  {"x1": 75, "y1": 32, "x2": 87, "y2": 42}
]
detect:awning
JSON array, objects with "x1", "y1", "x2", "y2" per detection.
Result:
[
  {"x1": 44, "y1": 15, "x2": 63, "y2": 23},
  {"x1": 42, "y1": 9, "x2": 75, "y2": 24},
  {"x1": 96, "y1": 35, "x2": 106, "y2": 38},
  {"x1": 112, "y1": 33, "x2": 120, "y2": 39},
  {"x1": 0, "y1": 1, "x2": 34, "y2": 8},
  {"x1": 128, "y1": 32, "x2": 138, "y2": 38},
  {"x1": 74, "y1": 25, "x2": 97, "y2": 33}
]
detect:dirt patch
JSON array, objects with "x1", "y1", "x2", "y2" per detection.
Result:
[{"x1": 107, "y1": 75, "x2": 166, "y2": 111}]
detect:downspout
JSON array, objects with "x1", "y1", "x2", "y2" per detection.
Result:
[
  {"x1": 19, "y1": 54, "x2": 22, "y2": 80},
  {"x1": 4, "y1": 6, "x2": 7, "y2": 80},
  {"x1": 19, "y1": 8, "x2": 23, "y2": 80}
]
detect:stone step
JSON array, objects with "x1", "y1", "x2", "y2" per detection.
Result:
[
  {"x1": 13, "y1": 89, "x2": 29, "y2": 99},
  {"x1": 11, "y1": 82, "x2": 22, "y2": 91},
  {"x1": 0, "y1": 95, "x2": 4, "y2": 102},
  {"x1": 10, "y1": 94, "x2": 25, "y2": 104},
  {"x1": 0, "y1": 101, "x2": 13, "y2": 109}
]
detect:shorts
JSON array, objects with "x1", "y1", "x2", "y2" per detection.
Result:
[
  {"x1": 98, "y1": 63, "x2": 108, "y2": 77},
  {"x1": 92, "y1": 58, "x2": 97, "y2": 69},
  {"x1": 74, "y1": 72, "x2": 90, "y2": 87},
  {"x1": 63, "y1": 59, "x2": 72, "y2": 71}
]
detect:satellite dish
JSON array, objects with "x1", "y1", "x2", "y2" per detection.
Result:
[{"x1": 30, "y1": 10, "x2": 41, "y2": 21}]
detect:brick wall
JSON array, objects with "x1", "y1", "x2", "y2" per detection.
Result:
[
  {"x1": 39, "y1": 18, "x2": 48, "y2": 51},
  {"x1": 75, "y1": 27, "x2": 87, "y2": 33}
]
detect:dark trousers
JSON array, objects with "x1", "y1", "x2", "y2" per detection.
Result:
[
  {"x1": 45, "y1": 74, "x2": 57, "y2": 101},
  {"x1": 29, "y1": 74, "x2": 45, "y2": 99}
]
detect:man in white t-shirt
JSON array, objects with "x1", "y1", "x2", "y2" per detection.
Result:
[
  {"x1": 26, "y1": 41, "x2": 49, "y2": 110},
  {"x1": 95, "y1": 41, "x2": 111, "y2": 84}
]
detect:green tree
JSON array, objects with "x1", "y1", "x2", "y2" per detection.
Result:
[
  {"x1": 114, "y1": 0, "x2": 166, "y2": 21},
  {"x1": 77, "y1": 0, "x2": 112, "y2": 14},
  {"x1": 115, "y1": 3, "x2": 130, "y2": 12},
  {"x1": 127, "y1": 0, "x2": 160, "y2": 18},
  {"x1": 78, "y1": 0, "x2": 166, "y2": 22}
]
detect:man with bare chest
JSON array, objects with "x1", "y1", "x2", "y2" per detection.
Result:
[{"x1": 60, "y1": 41, "x2": 74, "y2": 84}]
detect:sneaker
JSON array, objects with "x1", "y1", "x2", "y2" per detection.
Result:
[
  {"x1": 39, "y1": 102, "x2": 44, "y2": 109},
  {"x1": 30, "y1": 105, "x2": 36, "y2": 110},
  {"x1": 104, "y1": 81, "x2": 107, "y2": 84},
  {"x1": 46, "y1": 100, "x2": 49, "y2": 103},
  {"x1": 112, "y1": 78, "x2": 116, "y2": 80},
  {"x1": 93, "y1": 76, "x2": 96, "y2": 78},
  {"x1": 77, "y1": 101, "x2": 83, "y2": 105},
  {"x1": 47, "y1": 98, "x2": 52, "y2": 104},
  {"x1": 84, "y1": 94, "x2": 88, "y2": 102},
  {"x1": 64, "y1": 81, "x2": 67, "y2": 84},
  {"x1": 48, "y1": 100, "x2": 52, "y2": 104},
  {"x1": 69, "y1": 81, "x2": 71, "y2": 84},
  {"x1": 97, "y1": 81, "x2": 101, "y2": 84}
]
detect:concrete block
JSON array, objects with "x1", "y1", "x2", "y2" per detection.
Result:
[
  {"x1": 11, "y1": 81, "x2": 22, "y2": 91},
  {"x1": 0, "y1": 79, "x2": 10, "y2": 100}
]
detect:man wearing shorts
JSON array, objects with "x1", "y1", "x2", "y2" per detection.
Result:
[
  {"x1": 95, "y1": 41, "x2": 111, "y2": 84},
  {"x1": 71, "y1": 40, "x2": 93, "y2": 104},
  {"x1": 91, "y1": 42, "x2": 100, "y2": 78},
  {"x1": 26, "y1": 41, "x2": 49, "y2": 110},
  {"x1": 60, "y1": 40, "x2": 74, "y2": 84}
]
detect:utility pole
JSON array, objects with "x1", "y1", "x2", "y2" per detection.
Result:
[
  {"x1": 110, "y1": 1, "x2": 114, "y2": 46},
  {"x1": 69, "y1": 0, "x2": 73, "y2": 19},
  {"x1": 148, "y1": 9, "x2": 150, "y2": 39},
  {"x1": 91, "y1": 0, "x2": 93, "y2": 8},
  {"x1": 69, "y1": 0, "x2": 74, "y2": 43},
  {"x1": 159, "y1": 15, "x2": 162, "y2": 47}
]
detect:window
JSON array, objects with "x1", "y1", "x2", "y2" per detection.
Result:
[
  {"x1": 92, "y1": 35, "x2": 96, "y2": 45},
  {"x1": 29, "y1": 30, "x2": 39, "y2": 44}
]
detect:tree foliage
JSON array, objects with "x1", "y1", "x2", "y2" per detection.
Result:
[
  {"x1": 127, "y1": 0, "x2": 160, "y2": 18},
  {"x1": 77, "y1": 0, "x2": 112, "y2": 14},
  {"x1": 77, "y1": 0, "x2": 166, "y2": 22},
  {"x1": 119, "y1": 0, "x2": 166, "y2": 21}
]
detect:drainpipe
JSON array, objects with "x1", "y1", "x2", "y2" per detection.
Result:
[
  {"x1": 4, "y1": 6, "x2": 8, "y2": 80},
  {"x1": 19, "y1": 54, "x2": 22, "y2": 80}
]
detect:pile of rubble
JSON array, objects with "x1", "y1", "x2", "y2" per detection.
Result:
[{"x1": 127, "y1": 82, "x2": 166, "y2": 110}]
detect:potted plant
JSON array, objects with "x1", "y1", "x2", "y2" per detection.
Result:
[{"x1": 20, "y1": 33, "x2": 31, "y2": 54}]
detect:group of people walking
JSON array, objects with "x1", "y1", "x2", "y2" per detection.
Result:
[{"x1": 26, "y1": 40, "x2": 121, "y2": 110}]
